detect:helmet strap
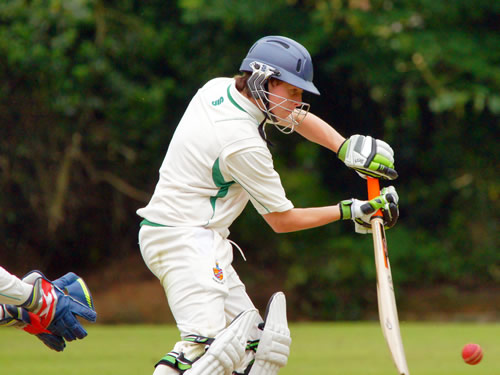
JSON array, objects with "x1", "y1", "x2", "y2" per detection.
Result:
[{"x1": 258, "y1": 118, "x2": 273, "y2": 147}]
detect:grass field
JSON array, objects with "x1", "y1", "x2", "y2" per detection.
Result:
[{"x1": 1, "y1": 322, "x2": 498, "y2": 374}]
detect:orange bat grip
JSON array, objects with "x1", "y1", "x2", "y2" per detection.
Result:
[{"x1": 367, "y1": 177, "x2": 383, "y2": 218}]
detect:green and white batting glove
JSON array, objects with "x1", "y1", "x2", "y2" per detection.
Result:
[
  {"x1": 339, "y1": 186, "x2": 399, "y2": 234},
  {"x1": 338, "y1": 135, "x2": 398, "y2": 180}
]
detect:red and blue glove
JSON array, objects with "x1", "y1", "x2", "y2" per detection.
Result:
[
  {"x1": 0, "y1": 271, "x2": 96, "y2": 351},
  {"x1": 1, "y1": 304, "x2": 67, "y2": 351}
]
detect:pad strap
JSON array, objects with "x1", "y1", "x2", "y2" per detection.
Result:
[
  {"x1": 186, "y1": 309, "x2": 259, "y2": 375},
  {"x1": 184, "y1": 335, "x2": 215, "y2": 346},
  {"x1": 246, "y1": 340, "x2": 259, "y2": 353},
  {"x1": 155, "y1": 336, "x2": 216, "y2": 373},
  {"x1": 156, "y1": 351, "x2": 194, "y2": 373}
]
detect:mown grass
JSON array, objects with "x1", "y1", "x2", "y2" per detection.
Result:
[{"x1": 1, "y1": 322, "x2": 498, "y2": 374}]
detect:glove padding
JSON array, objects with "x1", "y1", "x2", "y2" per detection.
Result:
[
  {"x1": 338, "y1": 135, "x2": 398, "y2": 180},
  {"x1": 340, "y1": 186, "x2": 399, "y2": 234},
  {"x1": 1, "y1": 304, "x2": 66, "y2": 351},
  {"x1": 0, "y1": 271, "x2": 96, "y2": 350}
]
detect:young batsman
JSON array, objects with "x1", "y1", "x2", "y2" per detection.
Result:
[
  {"x1": 0, "y1": 266, "x2": 96, "y2": 352},
  {"x1": 137, "y1": 35, "x2": 399, "y2": 374}
]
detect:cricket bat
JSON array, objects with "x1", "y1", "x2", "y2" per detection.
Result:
[{"x1": 367, "y1": 177, "x2": 410, "y2": 375}]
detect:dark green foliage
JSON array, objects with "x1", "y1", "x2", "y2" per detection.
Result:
[{"x1": 0, "y1": 0, "x2": 498, "y2": 319}]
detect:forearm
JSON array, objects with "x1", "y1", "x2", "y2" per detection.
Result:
[
  {"x1": 295, "y1": 112, "x2": 345, "y2": 153},
  {"x1": 263, "y1": 205, "x2": 341, "y2": 233}
]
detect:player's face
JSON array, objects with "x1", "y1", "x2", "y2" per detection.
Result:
[{"x1": 267, "y1": 80, "x2": 304, "y2": 120}]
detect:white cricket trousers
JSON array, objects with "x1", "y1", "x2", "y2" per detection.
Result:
[{"x1": 138, "y1": 225, "x2": 260, "y2": 339}]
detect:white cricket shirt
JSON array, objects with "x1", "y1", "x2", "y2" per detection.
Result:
[
  {"x1": 0, "y1": 266, "x2": 32, "y2": 305},
  {"x1": 137, "y1": 78, "x2": 293, "y2": 238}
]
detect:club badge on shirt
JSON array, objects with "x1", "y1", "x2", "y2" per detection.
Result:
[{"x1": 212, "y1": 262, "x2": 224, "y2": 284}]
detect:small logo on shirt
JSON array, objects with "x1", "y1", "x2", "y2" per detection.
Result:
[
  {"x1": 212, "y1": 96, "x2": 224, "y2": 106},
  {"x1": 213, "y1": 262, "x2": 224, "y2": 283}
]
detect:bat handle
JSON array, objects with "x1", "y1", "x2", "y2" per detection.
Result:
[{"x1": 367, "y1": 177, "x2": 383, "y2": 218}]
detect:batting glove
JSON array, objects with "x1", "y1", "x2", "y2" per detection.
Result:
[
  {"x1": 339, "y1": 186, "x2": 399, "y2": 234},
  {"x1": 338, "y1": 135, "x2": 398, "y2": 180},
  {"x1": 0, "y1": 271, "x2": 96, "y2": 349}
]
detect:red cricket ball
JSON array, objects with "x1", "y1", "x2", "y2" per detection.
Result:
[{"x1": 462, "y1": 343, "x2": 483, "y2": 365}]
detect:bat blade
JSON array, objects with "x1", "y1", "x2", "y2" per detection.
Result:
[{"x1": 368, "y1": 178, "x2": 410, "y2": 375}]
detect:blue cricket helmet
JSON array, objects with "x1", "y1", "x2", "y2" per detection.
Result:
[{"x1": 239, "y1": 36, "x2": 320, "y2": 95}]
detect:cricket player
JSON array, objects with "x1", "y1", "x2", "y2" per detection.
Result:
[
  {"x1": 137, "y1": 35, "x2": 399, "y2": 374},
  {"x1": 0, "y1": 266, "x2": 96, "y2": 352}
]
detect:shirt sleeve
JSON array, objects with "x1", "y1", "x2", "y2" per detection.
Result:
[
  {"x1": 223, "y1": 147, "x2": 294, "y2": 215},
  {"x1": 0, "y1": 266, "x2": 32, "y2": 305}
]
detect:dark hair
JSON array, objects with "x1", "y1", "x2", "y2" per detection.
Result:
[{"x1": 234, "y1": 72, "x2": 251, "y2": 95}]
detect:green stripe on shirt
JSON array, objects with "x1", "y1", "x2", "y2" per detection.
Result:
[
  {"x1": 227, "y1": 85, "x2": 246, "y2": 113},
  {"x1": 210, "y1": 158, "x2": 235, "y2": 212},
  {"x1": 140, "y1": 219, "x2": 169, "y2": 227}
]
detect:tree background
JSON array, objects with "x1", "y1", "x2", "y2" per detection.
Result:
[{"x1": 0, "y1": 0, "x2": 498, "y2": 321}]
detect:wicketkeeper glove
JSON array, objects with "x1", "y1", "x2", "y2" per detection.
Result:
[
  {"x1": 0, "y1": 271, "x2": 96, "y2": 351},
  {"x1": 0, "y1": 304, "x2": 66, "y2": 351},
  {"x1": 338, "y1": 135, "x2": 398, "y2": 180},
  {"x1": 339, "y1": 186, "x2": 399, "y2": 234}
]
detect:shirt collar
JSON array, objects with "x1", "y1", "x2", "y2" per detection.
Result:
[{"x1": 228, "y1": 80, "x2": 266, "y2": 124}]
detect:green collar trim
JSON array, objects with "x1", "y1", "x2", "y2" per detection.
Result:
[{"x1": 227, "y1": 85, "x2": 246, "y2": 113}]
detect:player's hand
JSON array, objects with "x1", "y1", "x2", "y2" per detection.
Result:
[
  {"x1": 2, "y1": 270, "x2": 97, "y2": 349},
  {"x1": 0, "y1": 304, "x2": 66, "y2": 351},
  {"x1": 338, "y1": 135, "x2": 398, "y2": 180},
  {"x1": 339, "y1": 186, "x2": 399, "y2": 234},
  {"x1": 1, "y1": 271, "x2": 96, "y2": 350},
  {"x1": 20, "y1": 271, "x2": 97, "y2": 341}
]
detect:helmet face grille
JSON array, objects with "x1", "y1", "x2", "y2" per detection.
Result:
[{"x1": 247, "y1": 61, "x2": 310, "y2": 134}]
